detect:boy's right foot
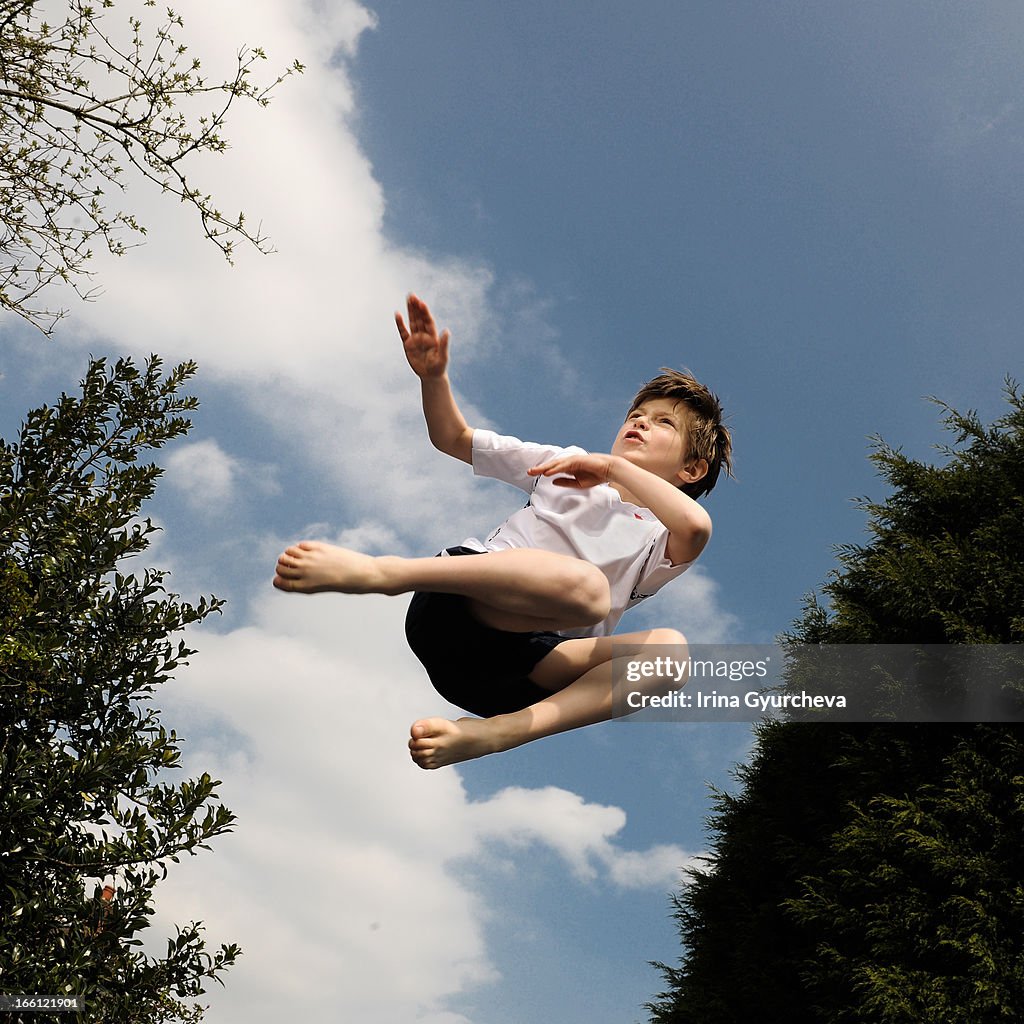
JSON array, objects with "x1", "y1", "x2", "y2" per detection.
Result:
[{"x1": 273, "y1": 541, "x2": 389, "y2": 594}]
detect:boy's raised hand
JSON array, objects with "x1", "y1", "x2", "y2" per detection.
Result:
[{"x1": 396, "y1": 294, "x2": 450, "y2": 379}]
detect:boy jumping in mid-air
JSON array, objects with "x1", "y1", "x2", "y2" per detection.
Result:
[{"x1": 274, "y1": 295, "x2": 732, "y2": 769}]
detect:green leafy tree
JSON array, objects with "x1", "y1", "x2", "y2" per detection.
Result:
[
  {"x1": 647, "y1": 382, "x2": 1024, "y2": 1024},
  {"x1": 0, "y1": 0, "x2": 303, "y2": 333},
  {"x1": 0, "y1": 356, "x2": 238, "y2": 1022}
]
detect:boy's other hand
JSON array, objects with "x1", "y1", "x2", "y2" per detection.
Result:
[
  {"x1": 396, "y1": 293, "x2": 450, "y2": 379},
  {"x1": 528, "y1": 453, "x2": 620, "y2": 489}
]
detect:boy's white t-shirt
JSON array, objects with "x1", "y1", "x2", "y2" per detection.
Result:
[{"x1": 452, "y1": 428, "x2": 693, "y2": 638}]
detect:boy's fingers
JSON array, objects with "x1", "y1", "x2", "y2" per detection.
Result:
[
  {"x1": 529, "y1": 458, "x2": 569, "y2": 476},
  {"x1": 403, "y1": 293, "x2": 447, "y2": 344},
  {"x1": 409, "y1": 293, "x2": 432, "y2": 328},
  {"x1": 395, "y1": 312, "x2": 409, "y2": 340},
  {"x1": 406, "y1": 294, "x2": 423, "y2": 333}
]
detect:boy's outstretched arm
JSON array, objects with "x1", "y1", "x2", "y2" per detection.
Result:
[{"x1": 396, "y1": 294, "x2": 473, "y2": 464}]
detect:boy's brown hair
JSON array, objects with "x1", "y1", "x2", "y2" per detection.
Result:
[{"x1": 629, "y1": 368, "x2": 733, "y2": 499}]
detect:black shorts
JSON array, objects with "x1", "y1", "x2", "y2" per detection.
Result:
[{"x1": 404, "y1": 547, "x2": 569, "y2": 717}]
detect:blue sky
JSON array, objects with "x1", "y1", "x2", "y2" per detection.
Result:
[{"x1": 2, "y1": 2, "x2": 1022, "y2": 1021}]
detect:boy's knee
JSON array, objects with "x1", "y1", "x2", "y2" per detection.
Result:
[
  {"x1": 648, "y1": 627, "x2": 687, "y2": 648},
  {"x1": 563, "y1": 562, "x2": 611, "y2": 626}
]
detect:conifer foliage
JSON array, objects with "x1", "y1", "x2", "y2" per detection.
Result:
[
  {"x1": 0, "y1": 357, "x2": 237, "y2": 1022},
  {"x1": 648, "y1": 382, "x2": 1024, "y2": 1024}
]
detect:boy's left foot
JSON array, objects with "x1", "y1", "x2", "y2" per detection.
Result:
[{"x1": 408, "y1": 716, "x2": 515, "y2": 769}]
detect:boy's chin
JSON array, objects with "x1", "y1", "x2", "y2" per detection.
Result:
[{"x1": 615, "y1": 447, "x2": 647, "y2": 464}]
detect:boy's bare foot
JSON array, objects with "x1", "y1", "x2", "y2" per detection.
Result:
[
  {"x1": 273, "y1": 541, "x2": 388, "y2": 594},
  {"x1": 408, "y1": 716, "x2": 516, "y2": 769}
]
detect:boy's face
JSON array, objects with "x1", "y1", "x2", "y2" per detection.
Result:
[{"x1": 611, "y1": 397, "x2": 708, "y2": 488}]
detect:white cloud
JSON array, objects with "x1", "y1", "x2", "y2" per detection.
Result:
[
  {"x1": 164, "y1": 439, "x2": 281, "y2": 514},
  {"x1": 59, "y1": 0, "x2": 504, "y2": 551},
  {"x1": 604, "y1": 843, "x2": 702, "y2": 891},
  {"x1": 151, "y1": 593, "x2": 490, "y2": 1023},
  {"x1": 148, "y1": 588, "x2": 698, "y2": 1022},
  {"x1": 629, "y1": 563, "x2": 742, "y2": 644},
  {"x1": 469, "y1": 785, "x2": 697, "y2": 889},
  {"x1": 165, "y1": 440, "x2": 240, "y2": 509}
]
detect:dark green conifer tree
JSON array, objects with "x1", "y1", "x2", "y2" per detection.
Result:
[{"x1": 647, "y1": 383, "x2": 1024, "y2": 1024}]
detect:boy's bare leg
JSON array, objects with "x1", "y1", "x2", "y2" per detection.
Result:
[
  {"x1": 273, "y1": 540, "x2": 611, "y2": 631},
  {"x1": 408, "y1": 628, "x2": 687, "y2": 769}
]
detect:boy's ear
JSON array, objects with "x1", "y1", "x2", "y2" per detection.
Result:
[{"x1": 677, "y1": 458, "x2": 708, "y2": 487}]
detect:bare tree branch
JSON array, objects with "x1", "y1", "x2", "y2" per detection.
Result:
[{"x1": 0, "y1": 0, "x2": 304, "y2": 334}]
